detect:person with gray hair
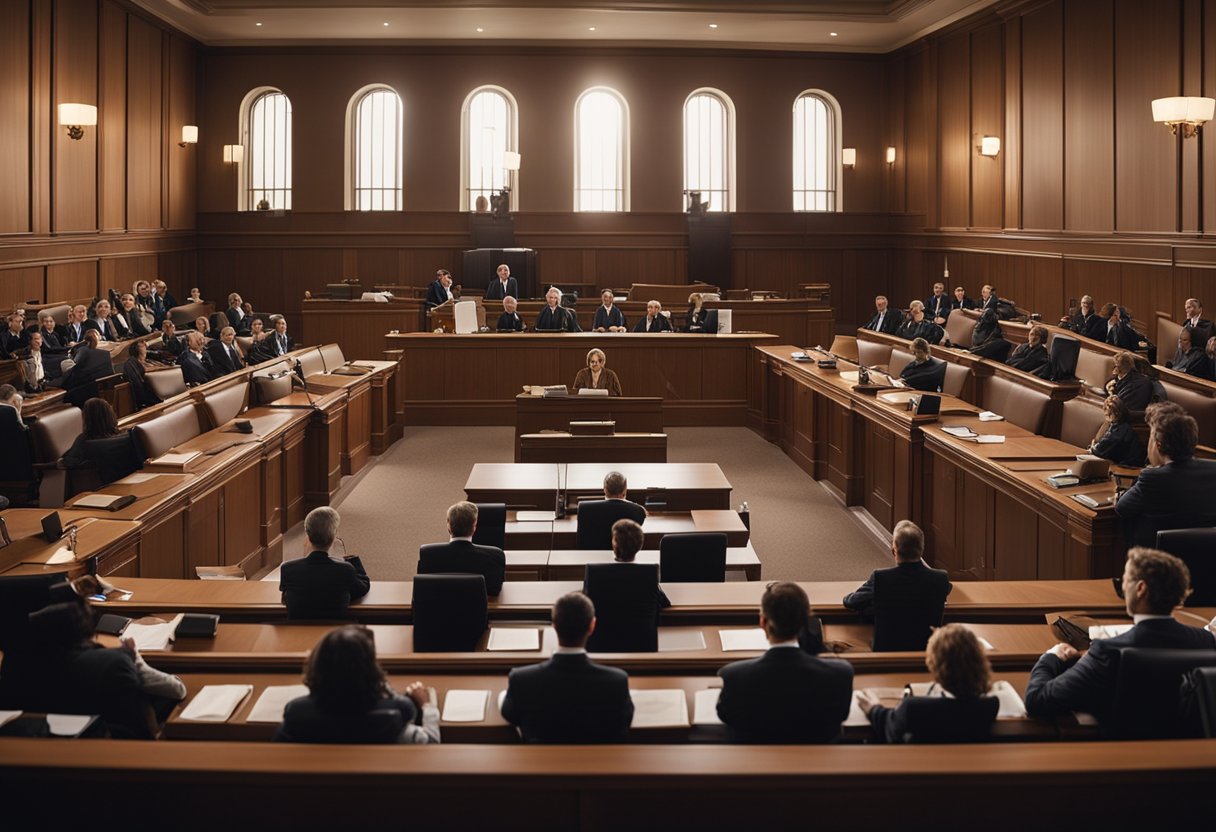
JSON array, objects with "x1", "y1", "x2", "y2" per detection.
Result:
[
  {"x1": 417, "y1": 501, "x2": 506, "y2": 595},
  {"x1": 535, "y1": 286, "x2": 580, "y2": 332},
  {"x1": 279, "y1": 507, "x2": 370, "y2": 619},
  {"x1": 842, "y1": 520, "x2": 952, "y2": 651},
  {"x1": 575, "y1": 472, "x2": 647, "y2": 549}
]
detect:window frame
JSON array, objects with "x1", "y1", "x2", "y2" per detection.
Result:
[
  {"x1": 573, "y1": 86, "x2": 630, "y2": 213},
  {"x1": 682, "y1": 88, "x2": 736, "y2": 212},
  {"x1": 344, "y1": 84, "x2": 405, "y2": 212},
  {"x1": 791, "y1": 89, "x2": 843, "y2": 213},
  {"x1": 459, "y1": 85, "x2": 520, "y2": 212},
  {"x1": 238, "y1": 86, "x2": 293, "y2": 212}
]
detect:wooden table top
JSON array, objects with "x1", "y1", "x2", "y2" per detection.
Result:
[{"x1": 466, "y1": 462, "x2": 732, "y2": 493}]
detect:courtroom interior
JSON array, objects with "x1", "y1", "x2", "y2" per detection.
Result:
[{"x1": 2, "y1": 0, "x2": 1216, "y2": 827}]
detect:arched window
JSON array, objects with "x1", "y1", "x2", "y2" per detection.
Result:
[
  {"x1": 241, "y1": 88, "x2": 292, "y2": 211},
  {"x1": 575, "y1": 87, "x2": 629, "y2": 212},
  {"x1": 792, "y1": 90, "x2": 842, "y2": 212},
  {"x1": 683, "y1": 89, "x2": 735, "y2": 212},
  {"x1": 461, "y1": 86, "x2": 518, "y2": 212},
  {"x1": 347, "y1": 86, "x2": 403, "y2": 211}
]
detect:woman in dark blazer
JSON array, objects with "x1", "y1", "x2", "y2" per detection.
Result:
[
  {"x1": 60, "y1": 397, "x2": 143, "y2": 485},
  {"x1": 1088, "y1": 394, "x2": 1146, "y2": 467},
  {"x1": 572, "y1": 348, "x2": 623, "y2": 396},
  {"x1": 275, "y1": 625, "x2": 440, "y2": 744},
  {"x1": 123, "y1": 340, "x2": 160, "y2": 410},
  {"x1": 686, "y1": 292, "x2": 710, "y2": 332},
  {"x1": 858, "y1": 623, "x2": 998, "y2": 744}
]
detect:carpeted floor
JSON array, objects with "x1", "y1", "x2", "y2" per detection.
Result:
[{"x1": 278, "y1": 426, "x2": 891, "y2": 583}]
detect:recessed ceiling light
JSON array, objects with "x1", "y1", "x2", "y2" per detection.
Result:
[
  {"x1": 588, "y1": 26, "x2": 596, "y2": 31},
  {"x1": 830, "y1": 32, "x2": 838, "y2": 37},
  {"x1": 383, "y1": 22, "x2": 389, "y2": 27},
  {"x1": 255, "y1": 22, "x2": 262, "y2": 27},
  {"x1": 709, "y1": 24, "x2": 718, "y2": 29},
  {"x1": 476, "y1": 27, "x2": 484, "y2": 33}
]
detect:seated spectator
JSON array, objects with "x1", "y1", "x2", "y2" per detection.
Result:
[
  {"x1": 1168, "y1": 326, "x2": 1215, "y2": 380},
  {"x1": 83, "y1": 298, "x2": 118, "y2": 342},
  {"x1": 23, "y1": 331, "x2": 48, "y2": 391},
  {"x1": 417, "y1": 501, "x2": 506, "y2": 596},
  {"x1": 535, "y1": 286, "x2": 580, "y2": 332},
  {"x1": 1100, "y1": 302, "x2": 1141, "y2": 351},
  {"x1": 596, "y1": 518, "x2": 670, "y2": 611},
  {"x1": 60, "y1": 398, "x2": 143, "y2": 484},
  {"x1": 978, "y1": 284, "x2": 999, "y2": 313},
  {"x1": 279, "y1": 507, "x2": 371, "y2": 619},
  {"x1": 1060, "y1": 294, "x2": 1105, "y2": 341},
  {"x1": 1006, "y1": 324, "x2": 1050, "y2": 374},
  {"x1": 151, "y1": 319, "x2": 184, "y2": 361},
  {"x1": 968, "y1": 308, "x2": 1011, "y2": 361},
  {"x1": 0, "y1": 312, "x2": 27, "y2": 359},
  {"x1": 57, "y1": 330, "x2": 114, "y2": 407},
  {"x1": 193, "y1": 315, "x2": 212, "y2": 339},
  {"x1": 178, "y1": 331, "x2": 211, "y2": 387},
  {"x1": 35, "y1": 310, "x2": 66, "y2": 353},
  {"x1": 949, "y1": 286, "x2": 975, "y2": 315},
  {"x1": 895, "y1": 300, "x2": 944, "y2": 344},
  {"x1": 1105, "y1": 351, "x2": 1153, "y2": 412},
  {"x1": 63, "y1": 305, "x2": 88, "y2": 350},
  {"x1": 112, "y1": 293, "x2": 151, "y2": 339},
  {"x1": 274, "y1": 625, "x2": 439, "y2": 744},
  {"x1": 154, "y1": 279, "x2": 178, "y2": 312},
  {"x1": 0, "y1": 383, "x2": 24, "y2": 424},
  {"x1": 1088, "y1": 394, "x2": 1146, "y2": 467},
  {"x1": 576, "y1": 470, "x2": 646, "y2": 549},
  {"x1": 898, "y1": 337, "x2": 945, "y2": 392},
  {"x1": 858, "y1": 623, "x2": 998, "y2": 744},
  {"x1": 123, "y1": 340, "x2": 160, "y2": 410},
  {"x1": 266, "y1": 315, "x2": 293, "y2": 357},
  {"x1": 925, "y1": 282, "x2": 950, "y2": 325},
  {"x1": 501, "y1": 591, "x2": 634, "y2": 743},
  {"x1": 496, "y1": 296, "x2": 524, "y2": 332},
  {"x1": 632, "y1": 300, "x2": 673, "y2": 333},
  {"x1": 863, "y1": 295, "x2": 901, "y2": 335},
  {"x1": 225, "y1": 292, "x2": 250, "y2": 335},
  {"x1": 248, "y1": 317, "x2": 268, "y2": 345},
  {"x1": 685, "y1": 292, "x2": 708, "y2": 332},
  {"x1": 716, "y1": 582, "x2": 854, "y2": 743},
  {"x1": 1182, "y1": 297, "x2": 1212, "y2": 343},
  {"x1": 842, "y1": 520, "x2": 952, "y2": 651},
  {"x1": 205, "y1": 326, "x2": 245, "y2": 377}
]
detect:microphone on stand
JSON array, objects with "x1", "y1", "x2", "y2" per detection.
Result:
[{"x1": 292, "y1": 357, "x2": 318, "y2": 409}]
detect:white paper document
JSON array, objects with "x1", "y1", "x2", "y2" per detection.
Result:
[
  {"x1": 844, "y1": 691, "x2": 871, "y2": 727},
  {"x1": 120, "y1": 473, "x2": 158, "y2": 484},
  {"x1": 124, "y1": 614, "x2": 184, "y2": 651},
  {"x1": 45, "y1": 546, "x2": 75, "y2": 565},
  {"x1": 0, "y1": 711, "x2": 22, "y2": 729},
  {"x1": 1089, "y1": 624, "x2": 1134, "y2": 641},
  {"x1": 978, "y1": 411, "x2": 1004, "y2": 421},
  {"x1": 442, "y1": 690, "x2": 489, "y2": 723},
  {"x1": 629, "y1": 689, "x2": 689, "y2": 728},
  {"x1": 487, "y1": 628, "x2": 540, "y2": 651},
  {"x1": 942, "y1": 425, "x2": 978, "y2": 438},
  {"x1": 975, "y1": 435, "x2": 1006, "y2": 444},
  {"x1": 71, "y1": 493, "x2": 125, "y2": 509},
  {"x1": 179, "y1": 685, "x2": 252, "y2": 722},
  {"x1": 990, "y1": 680, "x2": 1027, "y2": 718},
  {"x1": 247, "y1": 684, "x2": 310, "y2": 723},
  {"x1": 47, "y1": 714, "x2": 94, "y2": 736},
  {"x1": 691, "y1": 688, "x2": 723, "y2": 725},
  {"x1": 154, "y1": 451, "x2": 201, "y2": 465},
  {"x1": 658, "y1": 630, "x2": 707, "y2": 652},
  {"x1": 718, "y1": 628, "x2": 769, "y2": 652}
]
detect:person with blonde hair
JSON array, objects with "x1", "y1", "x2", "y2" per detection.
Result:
[{"x1": 573, "y1": 348, "x2": 622, "y2": 396}]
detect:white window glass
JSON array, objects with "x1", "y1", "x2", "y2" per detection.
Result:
[
  {"x1": 465, "y1": 89, "x2": 513, "y2": 211},
  {"x1": 248, "y1": 91, "x2": 292, "y2": 210},
  {"x1": 575, "y1": 89, "x2": 627, "y2": 212},
  {"x1": 793, "y1": 93, "x2": 838, "y2": 212},
  {"x1": 684, "y1": 91, "x2": 733, "y2": 211},
  {"x1": 353, "y1": 88, "x2": 403, "y2": 211}
]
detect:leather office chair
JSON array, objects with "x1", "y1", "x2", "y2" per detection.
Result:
[
  {"x1": 891, "y1": 696, "x2": 999, "y2": 744},
  {"x1": 857, "y1": 340, "x2": 892, "y2": 371},
  {"x1": 871, "y1": 569, "x2": 948, "y2": 652},
  {"x1": 411, "y1": 574, "x2": 488, "y2": 652},
  {"x1": 0, "y1": 405, "x2": 36, "y2": 506},
  {"x1": 1043, "y1": 334, "x2": 1080, "y2": 381},
  {"x1": 472, "y1": 503, "x2": 506, "y2": 550},
  {"x1": 1107, "y1": 648, "x2": 1216, "y2": 739},
  {"x1": 1156, "y1": 528, "x2": 1216, "y2": 606},
  {"x1": 1189, "y1": 666, "x2": 1216, "y2": 738},
  {"x1": 1074, "y1": 349, "x2": 1114, "y2": 390},
  {"x1": 659, "y1": 532, "x2": 727, "y2": 582},
  {"x1": 576, "y1": 499, "x2": 642, "y2": 550},
  {"x1": 1059, "y1": 398, "x2": 1106, "y2": 447},
  {"x1": 942, "y1": 362, "x2": 969, "y2": 398},
  {"x1": 145, "y1": 367, "x2": 186, "y2": 402},
  {"x1": 583, "y1": 563, "x2": 660, "y2": 652},
  {"x1": 81, "y1": 434, "x2": 144, "y2": 485},
  {"x1": 944, "y1": 312, "x2": 976, "y2": 348},
  {"x1": 984, "y1": 375, "x2": 1049, "y2": 434},
  {"x1": 887, "y1": 349, "x2": 914, "y2": 377}
]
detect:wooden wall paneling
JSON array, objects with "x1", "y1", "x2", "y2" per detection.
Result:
[
  {"x1": 1018, "y1": 3, "x2": 1063, "y2": 231},
  {"x1": 126, "y1": 14, "x2": 162, "y2": 231},
  {"x1": 1063, "y1": 258, "x2": 1121, "y2": 312},
  {"x1": 52, "y1": 0, "x2": 98, "y2": 234},
  {"x1": 1120, "y1": 262, "x2": 1175, "y2": 341},
  {"x1": 0, "y1": 267, "x2": 46, "y2": 308},
  {"x1": 0, "y1": 0, "x2": 32, "y2": 233},
  {"x1": 969, "y1": 24, "x2": 1004, "y2": 230},
  {"x1": 100, "y1": 253, "x2": 156, "y2": 293},
  {"x1": 1181, "y1": 0, "x2": 1203, "y2": 232},
  {"x1": 98, "y1": 0, "x2": 126, "y2": 231},
  {"x1": 157, "y1": 250, "x2": 195, "y2": 293},
  {"x1": 1029, "y1": 255, "x2": 1065, "y2": 320},
  {"x1": 46, "y1": 259, "x2": 98, "y2": 301},
  {"x1": 1113, "y1": 0, "x2": 1180, "y2": 232},
  {"x1": 905, "y1": 48, "x2": 930, "y2": 216},
  {"x1": 1206, "y1": 0, "x2": 1216, "y2": 233},
  {"x1": 283, "y1": 247, "x2": 344, "y2": 304},
  {"x1": 233, "y1": 249, "x2": 285, "y2": 309},
  {"x1": 936, "y1": 34, "x2": 971, "y2": 228},
  {"x1": 167, "y1": 35, "x2": 195, "y2": 230},
  {"x1": 1064, "y1": 0, "x2": 1114, "y2": 231},
  {"x1": 31, "y1": 0, "x2": 52, "y2": 235},
  {"x1": 400, "y1": 248, "x2": 461, "y2": 286},
  {"x1": 884, "y1": 55, "x2": 908, "y2": 212},
  {"x1": 1002, "y1": 16, "x2": 1022, "y2": 230},
  {"x1": 355, "y1": 248, "x2": 401, "y2": 284}
]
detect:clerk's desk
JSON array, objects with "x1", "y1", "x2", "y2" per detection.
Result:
[
  {"x1": 97, "y1": 576, "x2": 1128, "y2": 624},
  {"x1": 504, "y1": 510, "x2": 748, "y2": 549},
  {"x1": 465, "y1": 462, "x2": 733, "y2": 510},
  {"x1": 518, "y1": 432, "x2": 668, "y2": 463},
  {"x1": 514, "y1": 394, "x2": 664, "y2": 461}
]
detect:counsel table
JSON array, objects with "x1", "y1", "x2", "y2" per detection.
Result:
[{"x1": 465, "y1": 462, "x2": 734, "y2": 510}]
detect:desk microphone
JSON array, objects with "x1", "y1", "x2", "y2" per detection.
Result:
[
  {"x1": 554, "y1": 462, "x2": 567, "y2": 520},
  {"x1": 292, "y1": 359, "x2": 319, "y2": 409}
]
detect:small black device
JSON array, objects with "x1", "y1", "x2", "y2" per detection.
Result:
[
  {"x1": 703, "y1": 309, "x2": 719, "y2": 333},
  {"x1": 95, "y1": 614, "x2": 132, "y2": 636},
  {"x1": 914, "y1": 394, "x2": 941, "y2": 416},
  {"x1": 41, "y1": 511, "x2": 63, "y2": 543},
  {"x1": 177, "y1": 613, "x2": 220, "y2": 638}
]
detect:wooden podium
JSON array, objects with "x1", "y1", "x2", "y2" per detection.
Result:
[
  {"x1": 426, "y1": 298, "x2": 487, "y2": 332},
  {"x1": 514, "y1": 394, "x2": 664, "y2": 461}
]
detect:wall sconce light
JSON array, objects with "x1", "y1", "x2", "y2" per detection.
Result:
[
  {"x1": 223, "y1": 144, "x2": 244, "y2": 164},
  {"x1": 178, "y1": 125, "x2": 198, "y2": 148},
  {"x1": 885, "y1": 146, "x2": 896, "y2": 165},
  {"x1": 58, "y1": 103, "x2": 97, "y2": 140},
  {"x1": 979, "y1": 136, "x2": 1001, "y2": 157},
  {"x1": 502, "y1": 151, "x2": 521, "y2": 172},
  {"x1": 842, "y1": 148, "x2": 856, "y2": 168},
  {"x1": 1152, "y1": 96, "x2": 1216, "y2": 138}
]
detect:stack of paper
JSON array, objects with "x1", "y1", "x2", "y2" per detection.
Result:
[
  {"x1": 658, "y1": 630, "x2": 707, "y2": 652},
  {"x1": 0, "y1": 711, "x2": 22, "y2": 729},
  {"x1": 978, "y1": 411, "x2": 1004, "y2": 421},
  {"x1": 486, "y1": 628, "x2": 540, "y2": 651},
  {"x1": 125, "y1": 613, "x2": 184, "y2": 651},
  {"x1": 179, "y1": 685, "x2": 252, "y2": 722},
  {"x1": 629, "y1": 689, "x2": 689, "y2": 728},
  {"x1": 1088, "y1": 623, "x2": 1134, "y2": 641},
  {"x1": 975, "y1": 434, "x2": 1006, "y2": 444},
  {"x1": 442, "y1": 690, "x2": 489, "y2": 723},
  {"x1": 844, "y1": 691, "x2": 871, "y2": 727},
  {"x1": 47, "y1": 714, "x2": 94, "y2": 736},
  {"x1": 990, "y1": 680, "x2": 1027, "y2": 718},
  {"x1": 691, "y1": 689, "x2": 723, "y2": 725},
  {"x1": 246, "y1": 684, "x2": 309, "y2": 723},
  {"x1": 718, "y1": 628, "x2": 769, "y2": 652},
  {"x1": 942, "y1": 425, "x2": 978, "y2": 438},
  {"x1": 72, "y1": 493, "x2": 126, "y2": 509}
]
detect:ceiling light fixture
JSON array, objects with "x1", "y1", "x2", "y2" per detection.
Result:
[
  {"x1": 588, "y1": 27, "x2": 596, "y2": 31},
  {"x1": 255, "y1": 22, "x2": 262, "y2": 27},
  {"x1": 383, "y1": 22, "x2": 389, "y2": 27},
  {"x1": 709, "y1": 24, "x2": 718, "y2": 29},
  {"x1": 830, "y1": 32, "x2": 838, "y2": 37},
  {"x1": 476, "y1": 27, "x2": 484, "y2": 33}
]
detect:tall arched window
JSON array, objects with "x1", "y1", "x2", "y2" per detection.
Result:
[
  {"x1": 575, "y1": 87, "x2": 629, "y2": 212},
  {"x1": 461, "y1": 86, "x2": 518, "y2": 211},
  {"x1": 347, "y1": 86, "x2": 403, "y2": 211},
  {"x1": 792, "y1": 90, "x2": 842, "y2": 212},
  {"x1": 683, "y1": 89, "x2": 735, "y2": 212},
  {"x1": 241, "y1": 88, "x2": 292, "y2": 211}
]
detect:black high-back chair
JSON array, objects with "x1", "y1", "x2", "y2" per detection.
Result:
[
  {"x1": 583, "y1": 563, "x2": 660, "y2": 652},
  {"x1": 1189, "y1": 666, "x2": 1216, "y2": 738},
  {"x1": 1046, "y1": 333, "x2": 1081, "y2": 381},
  {"x1": 1156, "y1": 528, "x2": 1216, "y2": 606},
  {"x1": 659, "y1": 532, "x2": 727, "y2": 582},
  {"x1": 870, "y1": 569, "x2": 948, "y2": 652},
  {"x1": 576, "y1": 500, "x2": 640, "y2": 550},
  {"x1": 411, "y1": 575, "x2": 487, "y2": 652},
  {"x1": 472, "y1": 502, "x2": 506, "y2": 550},
  {"x1": 1107, "y1": 648, "x2": 1216, "y2": 739}
]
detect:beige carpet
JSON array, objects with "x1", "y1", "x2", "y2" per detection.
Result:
[{"x1": 280, "y1": 426, "x2": 891, "y2": 584}]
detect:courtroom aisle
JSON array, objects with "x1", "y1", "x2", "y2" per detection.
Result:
[{"x1": 283, "y1": 426, "x2": 890, "y2": 583}]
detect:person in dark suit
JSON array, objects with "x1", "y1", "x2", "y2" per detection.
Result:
[
  {"x1": 716, "y1": 582, "x2": 854, "y2": 743},
  {"x1": 1026, "y1": 547, "x2": 1216, "y2": 725},
  {"x1": 632, "y1": 299, "x2": 673, "y2": 333},
  {"x1": 898, "y1": 337, "x2": 946, "y2": 392},
  {"x1": 224, "y1": 292, "x2": 250, "y2": 335},
  {"x1": 576, "y1": 470, "x2": 647, "y2": 549},
  {"x1": 23, "y1": 331, "x2": 49, "y2": 390},
  {"x1": 536, "y1": 286, "x2": 580, "y2": 331},
  {"x1": 863, "y1": 295, "x2": 901, "y2": 335},
  {"x1": 925, "y1": 282, "x2": 950, "y2": 325},
  {"x1": 968, "y1": 308, "x2": 1011, "y2": 361},
  {"x1": 1088, "y1": 394, "x2": 1146, "y2": 467},
  {"x1": 1115, "y1": 404, "x2": 1216, "y2": 547},
  {"x1": 485, "y1": 263, "x2": 519, "y2": 302},
  {"x1": 949, "y1": 286, "x2": 976, "y2": 316},
  {"x1": 149, "y1": 319, "x2": 185, "y2": 364},
  {"x1": 842, "y1": 520, "x2": 952, "y2": 651},
  {"x1": 1182, "y1": 297, "x2": 1213, "y2": 344},
  {"x1": 685, "y1": 292, "x2": 710, "y2": 332},
  {"x1": 178, "y1": 331, "x2": 211, "y2": 387},
  {"x1": 265, "y1": 315, "x2": 293, "y2": 357},
  {"x1": 858, "y1": 623, "x2": 999, "y2": 744},
  {"x1": 495, "y1": 296, "x2": 524, "y2": 332},
  {"x1": 1104, "y1": 351, "x2": 1154, "y2": 412},
  {"x1": 58, "y1": 331, "x2": 114, "y2": 407},
  {"x1": 1060, "y1": 294, "x2": 1105, "y2": 341},
  {"x1": 594, "y1": 289, "x2": 628, "y2": 332},
  {"x1": 0, "y1": 313, "x2": 27, "y2": 358},
  {"x1": 112, "y1": 293, "x2": 151, "y2": 339},
  {"x1": 62, "y1": 305, "x2": 88, "y2": 351},
  {"x1": 123, "y1": 340, "x2": 160, "y2": 410},
  {"x1": 60, "y1": 398, "x2": 144, "y2": 484},
  {"x1": 153, "y1": 279, "x2": 177, "y2": 319},
  {"x1": 895, "y1": 300, "x2": 944, "y2": 344},
  {"x1": 275, "y1": 625, "x2": 439, "y2": 744},
  {"x1": 205, "y1": 326, "x2": 245, "y2": 377},
  {"x1": 593, "y1": 517, "x2": 670, "y2": 609},
  {"x1": 978, "y1": 284, "x2": 999, "y2": 313},
  {"x1": 1168, "y1": 326, "x2": 1215, "y2": 380},
  {"x1": 425, "y1": 269, "x2": 455, "y2": 308},
  {"x1": 279, "y1": 507, "x2": 371, "y2": 620},
  {"x1": 82, "y1": 299, "x2": 119, "y2": 343},
  {"x1": 1006, "y1": 324, "x2": 1051, "y2": 374},
  {"x1": 35, "y1": 311, "x2": 66, "y2": 353},
  {"x1": 417, "y1": 501, "x2": 506, "y2": 596},
  {"x1": 1100, "y1": 302, "x2": 1140, "y2": 350},
  {"x1": 501, "y1": 591, "x2": 635, "y2": 743}
]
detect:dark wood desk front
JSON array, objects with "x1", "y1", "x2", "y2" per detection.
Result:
[
  {"x1": 514, "y1": 394, "x2": 664, "y2": 461},
  {"x1": 504, "y1": 510, "x2": 749, "y2": 549},
  {"x1": 466, "y1": 462, "x2": 733, "y2": 510},
  {"x1": 518, "y1": 433, "x2": 668, "y2": 463}
]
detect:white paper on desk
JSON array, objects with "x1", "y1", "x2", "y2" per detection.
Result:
[
  {"x1": 0, "y1": 710, "x2": 22, "y2": 729},
  {"x1": 515, "y1": 511, "x2": 556, "y2": 522},
  {"x1": 121, "y1": 473, "x2": 158, "y2": 484},
  {"x1": 975, "y1": 435, "x2": 1006, "y2": 444},
  {"x1": 844, "y1": 691, "x2": 871, "y2": 727},
  {"x1": 719, "y1": 628, "x2": 769, "y2": 652},
  {"x1": 154, "y1": 451, "x2": 200, "y2": 465},
  {"x1": 497, "y1": 689, "x2": 507, "y2": 714},
  {"x1": 1089, "y1": 624, "x2": 1134, "y2": 641},
  {"x1": 692, "y1": 689, "x2": 722, "y2": 725},
  {"x1": 47, "y1": 714, "x2": 93, "y2": 736},
  {"x1": 990, "y1": 680, "x2": 1027, "y2": 718},
  {"x1": 1073, "y1": 711, "x2": 1099, "y2": 727},
  {"x1": 979, "y1": 411, "x2": 1004, "y2": 421},
  {"x1": 942, "y1": 425, "x2": 978, "y2": 438},
  {"x1": 629, "y1": 689, "x2": 689, "y2": 728},
  {"x1": 125, "y1": 613, "x2": 184, "y2": 651},
  {"x1": 487, "y1": 628, "x2": 540, "y2": 651},
  {"x1": 71, "y1": 493, "x2": 126, "y2": 509},
  {"x1": 658, "y1": 630, "x2": 707, "y2": 652},
  {"x1": 442, "y1": 690, "x2": 489, "y2": 723},
  {"x1": 1206, "y1": 615, "x2": 1216, "y2": 633},
  {"x1": 45, "y1": 546, "x2": 75, "y2": 565},
  {"x1": 247, "y1": 684, "x2": 310, "y2": 723},
  {"x1": 179, "y1": 685, "x2": 252, "y2": 722}
]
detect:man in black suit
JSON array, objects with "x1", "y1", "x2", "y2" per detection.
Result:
[
  {"x1": 57, "y1": 331, "x2": 114, "y2": 406},
  {"x1": 1025, "y1": 547, "x2": 1216, "y2": 724},
  {"x1": 591, "y1": 517, "x2": 670, "y2": 610},
  {"x1": 417, "y1": 501, "x2": 506, "y2": 596},
  {"x1": 501, "y1": 591, "x2": 635, "y2": 743},
  {"x1": 425, "y1": 269, "x2": 455, "y2": 309},
  {"x1": 842, "y1": 519, "x2": 952, "y2": 651},
  {"x1": 485, "y1": 263, "x2": 519, "y2": 302},
  {"x1": 535, "y1": 286, "x2": 580, "y2": 332},
  {"x1": 717, "y1": 582, "x2": 854, "y2": 743},
  {"x1": 924, "y1": 282, "x2": 950, "y2": 325},
  {"x1": 178, "y1": 331, "x2": 212, "y2": 386},
  {"x1": 1061, "y1": 294, "x2": 1105, "y2": 341},
  {"x1": 82, "y1": 299, "x2": 119, "y2": 343},
  {"x1": 576, "y1": 470, "x2": 647, "y2": 549},
  {"x1": 151, "y1": 319, "x2": 185, "y2": 361},
  {"x1": 0, "y1": 313, "x2": 26, "y2": 359},
  {"x1": 863, "y1": 295, "x2": 901, "y2": 335},
  {"x1": 205, "y1": 326, "x2": 245, "y2": 377},
  {"x1": 1182, "y1": 297, "x2": 1213, "y2": 344},
  {"x1": 225, "y1": 292, "x2": 250, "y2": 335},
  {"x1": 496, "y1": 296, "x2": 524, "y2": 332},
  {"x1": 279, "y1": 507, "x2": 371, "y2": 620},
  {"x1": 266, "y1": 315, "x2": 293, "y2": 357},
  {"x1": 35, "y1": 311, "x2": 66, "y2": 353},
  {"x1": 1115, "y1": 403, "x2": 1216, "y2": 547},
  {"x1": 1169, "y1": 326, "x2": 1215, "y2": 380}
]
